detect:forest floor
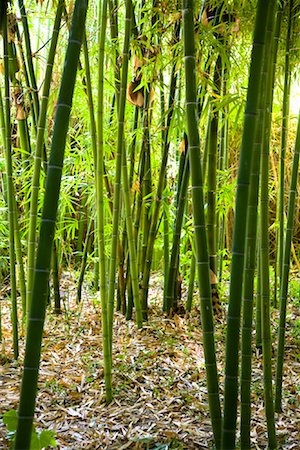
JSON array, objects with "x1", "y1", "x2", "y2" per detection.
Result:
[{"x1": 0, "y1": 272, "x2": 299, "y2": 449}]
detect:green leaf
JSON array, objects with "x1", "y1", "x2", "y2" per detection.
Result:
[
  {"x1": 30, "y1": 429, "x2": 41, "y2": 450},
  {"x1": 39, "y1": 430, "x2": 57, "y2": 448},
  {"x1": 2, "y1": 409, "x2": 17, "y2": 432}
]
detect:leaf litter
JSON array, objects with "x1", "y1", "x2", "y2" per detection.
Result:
[{"x1": 0, "y1": 272, "x2": 299, "y2": 449}]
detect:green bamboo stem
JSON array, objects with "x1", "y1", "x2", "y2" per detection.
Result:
[
  {"x1": 52, "y1": 240, "x2": 61, "y2": 314},
  {"x1": 134, "y1": 143, "x2": 146, "y2": 275},
  {"x1": 259, "y1": 7, "x2": 277, "y2": 447},
  {"x1": 107, "y1": 0, "x2": 143, "y2": 346},
  {"x1": 183, "y1": 1, "x2": 221, "y2": 447},
  {"x1": 240, "y1": 112, "x2": 263, "y2": 449},
  {"x1": 82, "y1": 32, "x2": 97, "y2": 164},
  {"x1": 27, "y1": 0, "x2": 64, "y2": 313},
  {"x1": 202, "y1": 118, "x2": 210, "y2": 187},
  {"x1": 81, "y1": 33, "x2": 98, "y2": 294},
  {"x1": 217, "y1": 66, "x2": 228, "y2": 283},
  {"x1": 76, "y1": 216, "x2": 93, "y2": 304},
  {"x1": 81, "y1": 35, "x2": 114, "y2": 295},
  {"x1": 278, "y1": 0, "x2": 292, "y2": 285},
  {"x1": 270, "y1": 3, "x2": 283, "y2": 308},
  {"x1": 118, "y1": 232, "x2": 126, "y2": 314},
  {"x1": 140, "y1": 103, "x2": 152, "y2": 284},
  {"x1": 75, "y1": 188, "x2": 86, "y2": 264},
  {"x1": 159, "y1": 70, "x2": 170, "y2": 312},
  {"x1": 108, "y1": 0, "x2": 120, "y2": 100},
  {"x1": 2, "y1": 9, "x2": 19, "y2": 358},
  {"x1": 166, "y1": 142, "x2": 189, "y2": 313},
  {"x1": 96, "y1": 0, "x2": 113, "y2": 403},
  {"x1": 255, "y1": 245, "x2": 262, "y2": 350},
  {"x1": 13, "y1": 195, "x2": 27, "y2": 322},
  {"x1": 119, "y1": 2, "x2": 143, "y2": 327},
  {"x1": 240, "y1": 12, "x2": 276, "y2": 439},
  {"x1": 162, "y1": 197, "x2": 169, "y2": 311},
  {"x1": 207, "y1": 49, "x2": 222, "y2": 281},
  {"x1": 17, "y1": 0, "x2": 40, "y2": 125},
  {"x1": 14, "y1": 23, "x2": 37, "y2": 133},
  {"x1": 14, "y1": 2, "x2": 88, "y2": 447},
  {"x1": 140, "y1": 19, "x2": 180, "y2": 318},
  {"x1": 121, "y1": 140, "x2": 143, "y2": 327},
  {"x1": 93, "y1": 225, "x2": 100, "y2": 291},
  {"x1": 7, "y1": 37, "x2": 32, "y2": 229},
  {"x1": 221, "y1": 2, "x2": 271, "y2": 448},
  {"x1": 275, "y1": 110, "x2": 300, "y2": 412},
  {"x1": 186, "y1": 251, "x2": 196, "y2": 312},
  {"x1": 0, "y1": 76, "x2": 26, "y2": 322},
  {"x1": 129, "y1": 107, "x2": 139, "y2": 188},
  {"x1": 106, "y1": 0, "x2": 126, "y2": 338},
  {"x1": 34, "y1": 4, "x2": 41, "y2": 80}
]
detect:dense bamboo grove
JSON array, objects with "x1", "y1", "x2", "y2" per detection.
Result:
[{"x1": 0, "y1": 0, "x2": 299, "y2": 449}]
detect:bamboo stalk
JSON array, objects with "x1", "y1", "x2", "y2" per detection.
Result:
[
  {"x1": 166, "y1": 140, "x2": 189, "y2": 313},
  {"x1": 278, "y1": 0, "x2": 292, "y2": 284},
  {"x1": 240, "y1": 103, "x2": 263, "y2": 450},
  {"x1": 259, "y1": 6, "x2": 278, "y2": 446},
  {"x1": 221, "y1": 2, "x2": 272, "y2": 447},
  {"x1": 182, "y1": 1, "x2": 221, "y2": 446},
  {"x1": 2, "y1": 6, "x2": 19, "y2": 359},
  {"x1": 96, "y1": 0, "x2": 113, "y2": 403},
  {"x1": 14, "y1": 2, "x2": 88, "y2": 447},
  {"x1": 17, "y1": 0, "x2": 40, "y2": 125},
  {"x1": 275, "y1": 108, "x2": 300, "y2": 412},
  {"x1": 27, "y1": 0, "x2": 64, "y2": 313},
  {"x1": 140, "y1": 17, "x2": 180, "y2": 318}
]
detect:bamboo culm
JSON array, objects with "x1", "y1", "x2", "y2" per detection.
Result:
[
  {"x1": 26, "y1": 0, "x2": 64, "y2": 315},
  {"x1": 3, "y1": 7, "x2": 19, "y2": 359},
  {"x1": 183, "y1": 0, "x2": 222, "y2": 446},
  {"x1": 14, "y1": 2, "x2": 88, "y2": 447},
  {"x1": 275, "y1": 108, "x2": 300, "y2": 412},
  {"x1": 221, "y1": 2, "x2": 271, "y2": 448}
]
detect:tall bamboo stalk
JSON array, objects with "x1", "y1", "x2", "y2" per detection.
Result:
[
  {"x1": 17, "y1": 0, "x2": 40, "y2": 126},
  {"x1": 27, "y1": 0, "x2": 64, "y2": 313},
  {"x1": 2, "y1": 5, "x2": 19, "y2": 359},
  {"x1": 240, "y1": 94, "x2": 264, "y2": 450},
  {"x1": 107, "y1": 0, "x2": 143, "y2": 344},
  {"x1": 275, "y1": 110, "x2": 300, "y2": 412},
  {"x1": 255, "y1": 245, "x2": 262, "y2": 350},
  {"x1": 166, "y1": 141, "x2": 189, "y2": 313},
  {"x1": 159, "y1": 70, "x2": 169, "y2": 312},
  {"x1": 119, "y1": 4, "x2": 143, "y2": 328},
  {"x1": 221, "y1": 2, "x2": 272, "y2": 448},
  {"x1": 186, "y1": 252, "x2": 196, "y2": 312},
  {"x1": 96, "y1": 0, "x2": 113, "y2": 403},
  {"x1": 14, "y1": 2, "x2": 88, "y2": 447},
  {"x1": 183, "y1": 1, "x2": 221, "y2": 447},
  {"x1": 207, "y1": 52, "x2": 222, "y2": 282},
  {"x1": 140, "y1": 17, "x2": 180, "y2": 318},
  {"x1": 107, "y1": 1, "x2": 126, "y2": 336},
  {"x1": 278, "y1": 0, "x2": 292, "y2": 284},
  {"x1": 259, "y1": 5, "x2": 278, "y2": 446},
  {"x1": 0, "y1": 82, "x2": 26, "y2": 323}
]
